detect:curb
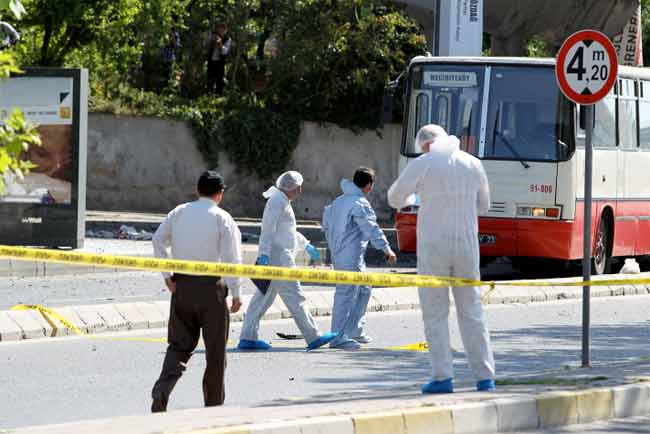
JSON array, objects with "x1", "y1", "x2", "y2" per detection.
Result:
[
  {"x1": 169, "y1": 383, "x2": 650, "y2": 434},
  {"x1": 15, "y1": 382, "x2": 650, "y2": 433},
  {"x1": 1, "y1": 277, "x2": 649, "y2": 342}
]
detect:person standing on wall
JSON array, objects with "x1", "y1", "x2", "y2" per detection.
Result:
[
  {"x1": 388, "y1": 124, "x2": 496, "y2": 394},
  {"x1": 150, "y1": 170, "x2": 243, "y2": 412},
  {"x1": 322, "y1": 167, "x2": 397, "y2": 350},
  {"x1": 206, "y1": 21, "x2": 231, "y2": 95}
]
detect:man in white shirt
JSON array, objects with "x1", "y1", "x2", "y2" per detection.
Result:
[{"x1": 151, "y1": 171, "x2": 242, "y2": 412}]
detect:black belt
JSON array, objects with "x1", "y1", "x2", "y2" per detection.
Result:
[{"x1": 171, "y1": 274, "x2": 222, "y2": 283}]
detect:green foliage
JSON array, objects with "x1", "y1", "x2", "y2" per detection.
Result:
[
  {"x1": 0, "y1": 0, "x2": 42, "y2": 194},
  {"x1": 0, "y1": 49, "x2": 21, "y2": 79},
  {"x1": 12, "y1": 0, "x2": 425, "y2": 181},
  {"x1": 526, "y1": 35, "x2": 552, "y2": 58},
  {"x1": 260, "y1": 0, "x2": 426, "y2": 130},
  {"x1": 0, "y1": 110, "x2": 41, "y2": 194},
  {"x1": 642, "y1": 0, "x2": 650, "y2": 66},
  {"x1": 0, "y1": 0, "x2": 26, "y2": 18},
  {"x1": 17, "y1": 0, "x2": 122, "y2": 66},
  {"x1": 190, "y1": 95, "x2": 301, "y2": 179}
]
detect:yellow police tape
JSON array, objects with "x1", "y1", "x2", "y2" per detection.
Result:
[
  {"x1": 11, "y1": 304, "x2": 168, "y2": 343},
  {"x1": 385, "y1": 342, "x2": 429, "y2": 352},
  {"x1": 0, "y1": 245, "x2": 478, "y2": 288},
  {"x1": 2, "y1": 244, "x2": 650, "y2": 289}
]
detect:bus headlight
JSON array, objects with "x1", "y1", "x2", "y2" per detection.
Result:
[
  {"x1": 516, "y1": 206, "x2": 561, "y2": 219},
  {"x1": 532, "y1": 207, "x2": 545, "y2": 217}
]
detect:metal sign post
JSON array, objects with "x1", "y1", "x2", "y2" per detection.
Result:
[
  {"x1": 556, "y1": 30, "x2": 617, "y2": 368},
  {"x1": 581, "y1": 104, "x2": 594, "y2": 367}
]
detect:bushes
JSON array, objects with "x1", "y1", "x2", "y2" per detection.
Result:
[
  {"x1": 14, "y1": 0, "x2": 426, "y2": 182},
  {"x1": 191, "y1": 95, "x2": 300, "y2": 179}
]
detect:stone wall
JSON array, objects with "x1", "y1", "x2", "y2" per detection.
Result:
[{"x1": 87, "y1": 114, "x2": 403, "y2": 221}]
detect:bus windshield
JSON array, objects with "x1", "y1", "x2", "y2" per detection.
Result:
[{"x1": 404, "y1": 63, "x2": 574, "y2": 162}]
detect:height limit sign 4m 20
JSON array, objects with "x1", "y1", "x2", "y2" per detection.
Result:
[{"x1": 556, "y1": 30, "x2": 617, "y2": 105}]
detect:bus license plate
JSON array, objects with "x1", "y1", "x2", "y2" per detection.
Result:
[{"x1": 479, "y1": 234, "x2": 496, "y2": 245}]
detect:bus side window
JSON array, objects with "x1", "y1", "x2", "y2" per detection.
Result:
[
  {"x1": 592, "y1": 88, "x2": 616, "y2": 148},
  {"x1": 639, "y1": 80, "x2": 650, "y2": 148},
  {"x1": 618, "y1": 78, "x2": 638, "y2": 149}
]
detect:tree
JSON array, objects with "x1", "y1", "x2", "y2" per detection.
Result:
[
  {"x1": 18, "y1": 0, "x2": 119, "y2": 66},
  {"x1": 262, "y1": 0, "x2": 426, "y2": 129},
  {"x1": 0, "y1": 0, "x2": 41, "y2": 194},
  {"x1": 642, "y1": 0, "x2": 650, "y2": 65}
]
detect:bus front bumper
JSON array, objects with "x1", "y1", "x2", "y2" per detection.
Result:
[{"x1": 395, "y1": 213, "x2": 577, "y2": 260}]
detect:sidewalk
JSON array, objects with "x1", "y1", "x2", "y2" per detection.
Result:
[
  {"x1": 0, "y1": 210, "x2": 400, "y2": 278},
  {"x1": 13, "y1": 357, "x2": 650, "y2": 433},
  {"x1": 86, "y1": 210, "x2": 399, "y2": 247},
  {"x1": 0, "y1": 239, "x2": 327, "y2": 278},
  {"x1": 1, "y1": 272, "x2": 647, "y2": 342}
]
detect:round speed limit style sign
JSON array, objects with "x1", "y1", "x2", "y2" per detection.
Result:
[{"x1": 556, "y1": 30, "x2": 617, "y2": 105}]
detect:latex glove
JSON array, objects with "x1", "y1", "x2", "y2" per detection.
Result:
[
  {"x1": 305, "y1": 244, "x2": 321, "y2": 262},
  {"x1": 257, "y1": 254, "x2": 270, "y2": 265},
  {"x1": 230, "y1": 297, "x2": 242, "y2": 313},
  {"x1": 385, "y1": 248, "x2": 397, "y2": 265}
]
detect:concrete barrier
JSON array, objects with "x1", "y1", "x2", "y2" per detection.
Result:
[
  {"x1": 0, "y1": 311, "x2": 23, "y2": 341},
  {"x1": 165, "y1": 383, "x2": 650, "y2": 434},
  {"x1": 5, "y1": 310, "x2": 47, "y2": 339}
]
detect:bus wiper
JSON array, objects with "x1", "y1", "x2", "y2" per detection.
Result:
[
  {"x1": 492, "y1": 105, "x2": 530, "y2": 169},
  {"x1": 496, "y1": 132, "x2": 530, "y2": 169}
]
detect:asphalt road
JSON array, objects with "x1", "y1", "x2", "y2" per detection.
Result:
[{"x1": 2, "y1": 295, "x2": 650, "y2": 429}]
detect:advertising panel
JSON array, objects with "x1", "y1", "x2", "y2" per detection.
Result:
[{"x1": 0, "y1": 68, "x2": 88, "y2": 248}]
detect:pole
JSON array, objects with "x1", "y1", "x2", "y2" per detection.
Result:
[
  {"x1": 582, "y1": 104, "x2": 594, "y2": 368},
  {"x1": 433, "y1": 0, "x2": 440, "y2": 56}
]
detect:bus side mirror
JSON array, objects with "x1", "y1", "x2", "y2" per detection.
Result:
[
  {"x1": 381, "y1": 89, "x2": 394, "y2": 126},
  {"x1": 579, "y1": 105, "x2": 595, "y2": 130}
]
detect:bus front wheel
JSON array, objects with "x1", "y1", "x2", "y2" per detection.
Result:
[{"x1": 592, "y1": 216, "x2": 612, "y2": 275}]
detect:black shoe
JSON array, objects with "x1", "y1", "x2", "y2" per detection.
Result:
[{"x1": 151, "y1": 397, "x2": 167, "y2": 413}]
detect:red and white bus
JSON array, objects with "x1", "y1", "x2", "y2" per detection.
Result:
[{"x1": 395, "y1": 56, "x2": 650, "y2": 274}]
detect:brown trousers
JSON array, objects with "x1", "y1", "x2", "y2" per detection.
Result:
[{"x1": 151, "y1": 275, "x2": 229, "y2": 411}]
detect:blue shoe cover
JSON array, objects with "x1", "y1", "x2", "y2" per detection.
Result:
[
  {"x1": 421, "y1": 378, "x2": 454, "y2": 394},
  {"x1": 237, "y1": 339, "x2": 272, "y2": 350},
  {"x1": 476, "y1": 379, "x2": 496, "y2": 391},
  {"x1": 307, "y1": 332, "x2": 338, "y2": 351}
]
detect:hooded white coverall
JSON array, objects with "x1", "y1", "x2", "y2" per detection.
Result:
[
  {"x1": 387, "y1": 133, "x2": 495, "y2": 382},
  {"x1": 239, "y1": 186, "x2": 321, "y2": 345}
]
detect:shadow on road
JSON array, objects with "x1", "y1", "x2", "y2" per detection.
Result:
[{"x1": 257, "y1": 321, "x2": 650, "y2": 407}]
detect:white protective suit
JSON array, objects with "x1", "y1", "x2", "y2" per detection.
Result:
[
  {"x1": 239, "y1": 174, "x2": 321, "y2": 345},
  {"x1": 387, "y1": 127, "x2": 495, "y2": 382}
]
